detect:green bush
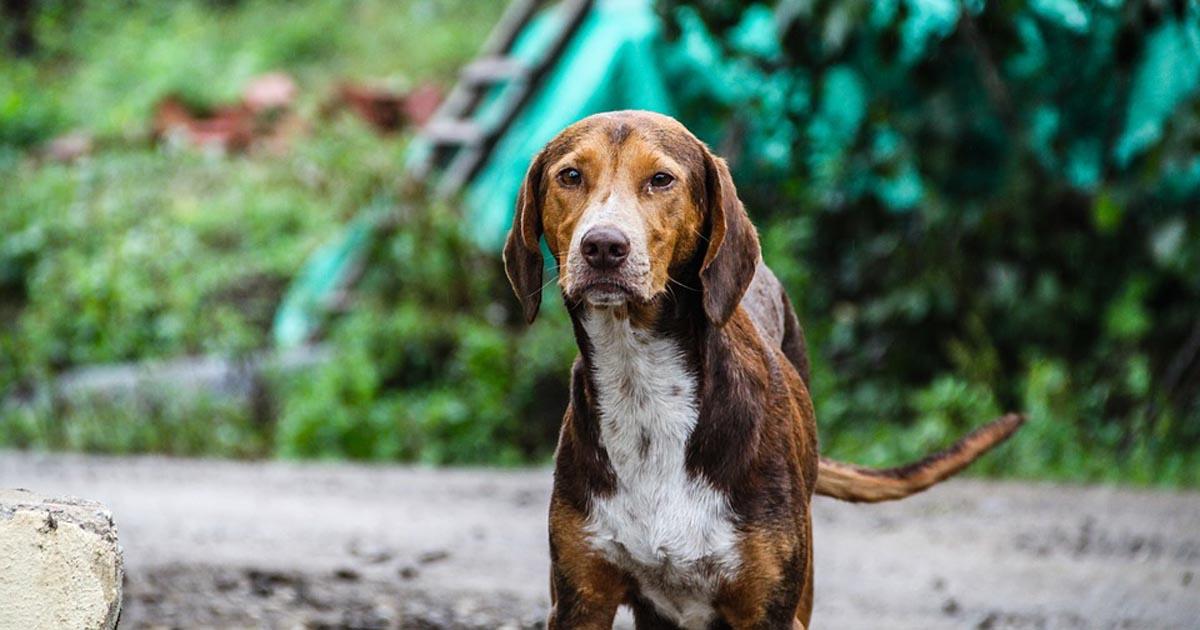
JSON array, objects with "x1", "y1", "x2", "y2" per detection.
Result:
[
  {"x1": 1, "y1": 385, "x2": 267, "y2": 458},
  {"x1": 659, "y1": 0, "x2": 1200, "y2": 485},
  {"x1": 0, "y1": 61, "x2": 67, "y2": 149},
  {"x1": 0, "y1": 0, "x2": 507, "y2": 460},
  {"x1": 0, "y1": 137, "x2": 366, "y2": 373},
  {"x1": 274, "y1": 200, "x2": 576, "y2": 464}
]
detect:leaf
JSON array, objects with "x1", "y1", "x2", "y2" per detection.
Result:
[
  {"x1": 807, "y1": 65, "x2": 867, "y2": 183},
  {"x1": 898, "y1": 0, "x2": 961, "y2": 64},
  {"x1": 1030, "y1": 0, "x2": 1090, "y2": 33},
  {"x1": 1115, "y1": 18, "x2": 1200, "y2": 166}
]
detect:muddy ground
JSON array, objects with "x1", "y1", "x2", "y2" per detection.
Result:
[{"x1": 2, "y1": 451, "x2": 1197, "y2": 629}]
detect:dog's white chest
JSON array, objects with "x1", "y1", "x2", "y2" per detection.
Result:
[{"x1": 582, "y1": 313, "x2": 739, "y2": 630}]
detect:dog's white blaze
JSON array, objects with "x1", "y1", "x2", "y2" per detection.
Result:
[
  {"x1": 582, "y1": 310, "x2": 739, "y2": 630},
  {"x1": 563, "y1": 196, "x2": 653, "y2": 303}
]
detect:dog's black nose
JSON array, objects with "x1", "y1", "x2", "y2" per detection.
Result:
[{"x1": 581, "y1": 227, "x2": 630, "y2": 270}]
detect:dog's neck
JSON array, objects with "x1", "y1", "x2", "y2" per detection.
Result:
[
  {"x1": 579, "y1": 305, "x2": 694, "y2": 414},
  {"x1": 561, "y1": 286, "x2": 765, "y2": 513},
  {"x1": 565, "y1": 290, "x2": 742, "y2": 440},
  {"x1": 567, "y1": 291, "x2": 701, "y2": 363}
]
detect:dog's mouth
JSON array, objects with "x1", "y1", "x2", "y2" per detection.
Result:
[
  {"x1": 564, "y1": 275, "x2": 645, "y2": 307},
  {"x1": 579, "y1": 280, "x2": 635, "y2": 306},
  {"x1": 560, "y1": 244, "x2": 653, "y2": 307}
]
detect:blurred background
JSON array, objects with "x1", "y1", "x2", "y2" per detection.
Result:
[
  {"x1": 2, "y1": 0, "x2": 1199, "y2": 486},
  {"x1": 3, "y1": 2, "x2": 1200, "y2": 628}
]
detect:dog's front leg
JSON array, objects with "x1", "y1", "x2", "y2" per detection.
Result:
[
  {"x1": 717, "y1": 527, "x2": 811, "y2": 630},
  {"x1": 548, "y1": 499, "x2": 627, "y2": 629},
  {"x1": 547, "y1": 561, "x2": 624, "y2": 630}
]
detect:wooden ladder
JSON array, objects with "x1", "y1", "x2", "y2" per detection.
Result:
[{"x1": 410, "y1": 0, "x2": 594, "y2": 197}]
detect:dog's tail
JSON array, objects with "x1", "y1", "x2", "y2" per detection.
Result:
[{"x1": 815, "y1": 413, "x2": 1025, "y2": 503}]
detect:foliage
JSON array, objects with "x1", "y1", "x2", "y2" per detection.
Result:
[
  {"x1": 660, "y1": 0, "x2": 1200, "y2": 485},
  {"x1": 1, "y1": 386, "x2": 267, "y2": 458},
  {"x1": 0, "y1": 0, "x2": 499, "y2": 140},
  {"x1": 0, "y1": 0, "x2": 507, "y2": 458},
  {"x1": 0, "y1": 123, "x2": 402, "y2": 379},
  {"x1": 2, "y1": 0, "x2": 1198, "y2": 486},
  {"x1": 273, "y1": 199, "x2": 575, "y2": 464}
]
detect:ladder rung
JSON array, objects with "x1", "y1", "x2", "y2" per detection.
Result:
[
  {"x1": 436, "y1": 146, "x2": 484, "y2": 199},
  {"x1": 462, "y1": 57, "x2": 531, "y2": 84},
  {"x1": 479, "y1": 0, "x2": 542, "y2": 56},
  {"x1": 411, "y1": 0, "x2": 596, "y2": 194},
  {"x1": 421, "y1": 120, "x2": 488, "y2": 145}
]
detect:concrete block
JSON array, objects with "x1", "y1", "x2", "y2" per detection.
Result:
[{"x1": 0, "y1": 489, "x2": 123, "y2": 630}]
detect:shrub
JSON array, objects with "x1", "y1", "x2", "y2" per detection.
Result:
[
  {"x1": 274, "y1": 199, "x2": 575, "y2": 464},
  {"x1": 658, "y1": 0, "x2": 1200, "y2": 484}
]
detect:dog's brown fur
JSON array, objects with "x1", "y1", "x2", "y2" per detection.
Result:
[{"x1": 505, "y1": 111, "x2": 1023, "y2": 629}]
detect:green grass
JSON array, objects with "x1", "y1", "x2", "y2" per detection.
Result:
[
  {"x1": 1, "y1": 0, "x2": 499, "y2": 372},
  {"x1": 0, "y1": 0, "x2": 509, "y2": 459},
  {"x1": 4, "y1": 0, "x2": 501, "y2": 138}
]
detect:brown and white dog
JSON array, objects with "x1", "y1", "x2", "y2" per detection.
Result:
[{"x1": 503, "y1": 110, "x2": 1023, "y2": 630}]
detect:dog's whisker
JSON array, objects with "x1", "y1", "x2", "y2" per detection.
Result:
[
  {"x1": 529, "y1": 275, "x2": 559, "y2": 298},
  {"x1": 668, "y1": 275, "x2": 700, "y2": 292}
]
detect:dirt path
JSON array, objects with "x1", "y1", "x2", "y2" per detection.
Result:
[{"x1": 2, "y1": 452, "x2": 1197, "y2": 629}]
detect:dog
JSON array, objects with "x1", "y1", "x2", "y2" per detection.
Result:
[{"x1": 503, "y1": 110, "x2": 1024, "y2": 629}]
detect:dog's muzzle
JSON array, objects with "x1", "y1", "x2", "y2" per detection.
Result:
[{"x1": 566, "y1": 223, "x2": 648, "y2": 306}]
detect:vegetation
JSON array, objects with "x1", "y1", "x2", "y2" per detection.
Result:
[
  {"x1": 2, "y1": 1, "x2": 1198, "y2": 486},
  {"x1": 659, "y1": 0, "x2": 1200, "y2": 485},
  {"x1": 0, "y1": 0, "x2": 518, "y2": 458},
  {"x1": 272, "y1": 198, "x2": 575, "y2": 463}
]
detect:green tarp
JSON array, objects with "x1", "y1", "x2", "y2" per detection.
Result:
[
  {"x1": 268, "y1": 0, "x2": 691, "y2": 343},
  {"x1": 416, "y1": 0, "x2": 677, "y2": 251},
  {"x1": 275, "y1": 0, "x2": 743, "y2": 346}
]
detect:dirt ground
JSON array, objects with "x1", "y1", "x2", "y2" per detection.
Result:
[{"x1": 2, "y1": 451, "x2": 1197, "y2": 629}]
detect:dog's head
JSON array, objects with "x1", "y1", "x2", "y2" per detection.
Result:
[{"x1": 503, "y1": 110, "x2": 759, "y2": 326}]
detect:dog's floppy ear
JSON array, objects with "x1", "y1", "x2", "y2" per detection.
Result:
[
  {"x1": 700, "y1": 150, "x2": 760, "y2": 327},
  {"x1": 503, "y1": 152, "x2": 546, "y2": 324}
]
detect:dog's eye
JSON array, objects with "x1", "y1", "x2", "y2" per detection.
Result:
[
  {"x1": 557, "y1": 168, "x2": 582, "y2": 187},
  {"x1": 649, "y1": 172, "x2": 675, "y2": 189}
]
